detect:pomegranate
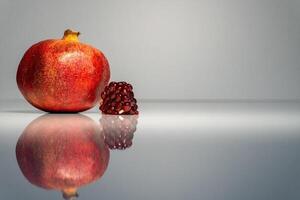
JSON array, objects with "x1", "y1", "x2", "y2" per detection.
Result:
[
  {"x1": 100, "y1": 81, "x2": 138, "y2": 115},
  {"x1": 16, "y1": 114, "x2": 110, "y2": 199},
  {"x1": 17, "y1": 29, "x2": 110, "y2": 112}
]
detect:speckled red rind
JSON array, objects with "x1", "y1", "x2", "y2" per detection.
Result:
[
  {"x1": 17, "y1": 38, "x2": 110, "y2": 112},
  {"x1": 15, "y1": 114, "x2": 110, "y2": 190}
]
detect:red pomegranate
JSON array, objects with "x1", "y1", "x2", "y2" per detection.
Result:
[
  {"x1": 16, "y1": 114, "x2": 110, "y2": 199},
  {"x1": 17, "y1": 29, "x2": 110, "y2": 112}
]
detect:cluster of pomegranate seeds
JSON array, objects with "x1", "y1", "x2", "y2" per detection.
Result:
[
  {"x1": 101, "y1": 115, "x2": 138, "y2": 150},
  {"x1": 100, "y1": 81, "x2": 138, "y2": 115}
]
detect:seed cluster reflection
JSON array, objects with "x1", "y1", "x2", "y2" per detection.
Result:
[{"x1": 15, "y1": 114, "x2": 138, "y2": 200}]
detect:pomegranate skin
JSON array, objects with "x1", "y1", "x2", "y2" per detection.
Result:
[
  {"x1": 15, "y1": 114, "x2": 110, "y2": 195},
  {"x1": 17, "y1": 30, "x2": 110, "y2": 112}
]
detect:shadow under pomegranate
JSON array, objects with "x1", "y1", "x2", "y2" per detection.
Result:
[{"x1": 15, "y1": 114, "x2": 110, "y2": 200}]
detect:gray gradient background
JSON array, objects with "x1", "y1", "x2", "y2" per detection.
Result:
[{"x1": 1, "y1": 0, "x2": 300, "y2": 101}]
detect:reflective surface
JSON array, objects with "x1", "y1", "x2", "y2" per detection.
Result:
[{"x1": 1, "y1": 101, "x2": 300, "y2": 200}]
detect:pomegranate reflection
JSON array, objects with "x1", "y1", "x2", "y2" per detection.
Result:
[
  {"x1": 16, "y1": 114, "x2": 109, "y2": 200},
  {"x1": 101, "y1": 114, "x2": 138, "y2": 150}
]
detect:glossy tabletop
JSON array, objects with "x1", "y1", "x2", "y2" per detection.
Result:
[{"x1": 1, "y1": 101, "x2": 300, "y2": 200}]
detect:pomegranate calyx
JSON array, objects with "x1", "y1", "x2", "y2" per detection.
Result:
[
  {"x1": 63, "y1": 29, "x2": 80, "y2": 42},
  {"x1": 62, "y1": 188, "x2": 78, "y2": 200}
]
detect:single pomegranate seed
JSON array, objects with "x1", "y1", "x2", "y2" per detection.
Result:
[{"x1": 100, "y1": 81, "x2": 139, "y2": 115}]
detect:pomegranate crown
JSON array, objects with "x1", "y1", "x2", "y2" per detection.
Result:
[{"x1": 62, "y1": 29, "x2": 80, "y2": 41}]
